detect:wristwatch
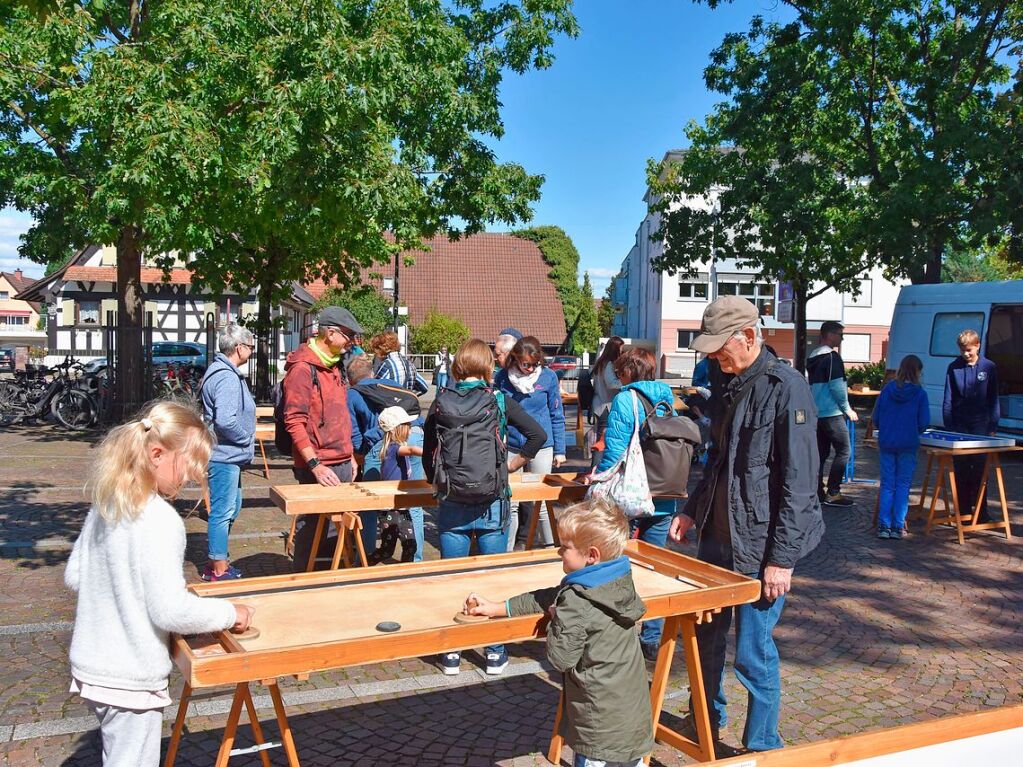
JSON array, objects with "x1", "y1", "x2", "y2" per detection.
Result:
[{"x1": 307, "y1": 457, "x2": 321, "y2": 470}]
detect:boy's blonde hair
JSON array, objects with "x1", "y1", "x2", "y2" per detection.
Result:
[
  {"x1": 380, "y1": 422, "x2": 411, "y2": 458},
  {"x1": 89, "y1": 399, "x2": 214, "y2": 523},
  {"x1": 957, "y1": 329, "x2": 980, "y2": 348},
  {"x1": 556, "y1": 498, "x2": 630, "y2": 561},
  {"x1": 451, "y1": 338, "x2": 495, "y2": 384}
]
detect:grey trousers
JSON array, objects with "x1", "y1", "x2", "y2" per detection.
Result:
[
  {"x1": 507, "y1": 446, "x2": 555, "y2": 550},
  {"x1": 86, "y1": 701, "x2": 164, "y2": 767}
]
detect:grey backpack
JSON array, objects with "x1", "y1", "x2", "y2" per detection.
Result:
[{"x1": 633, "y1": 390, "x2": 702, "y2": 497}]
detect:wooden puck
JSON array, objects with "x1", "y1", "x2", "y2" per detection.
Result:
[
  {"x1": 232, "y1": 626, "x2": 261, "y2": 641},
  {"x1": 376, "y1": 621, "x2": 401, "y2": 633},
  {"x1": 453, "y1": 612, "x2": 489, "y2": 624}
]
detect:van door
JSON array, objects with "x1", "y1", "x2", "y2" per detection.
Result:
[{"x1": 987, "y1": 304, "x2": 1023, "y2": 434}]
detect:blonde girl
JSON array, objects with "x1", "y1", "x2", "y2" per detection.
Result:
[
  {"x1": 370, "y1": 406, "x2": 422, "y2": 564},
  {"x1": 66, "y1": 400, "x2": 254, "y2": 767}
]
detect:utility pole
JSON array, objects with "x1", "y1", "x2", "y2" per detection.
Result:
[{"x1": 392, "y1": 248, "x2": 400, "y2": 334}]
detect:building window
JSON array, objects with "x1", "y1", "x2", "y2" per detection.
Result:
[
  {"x1": 0, "y1": 315, "x2": 29, "y2": 325},
  {"x1": 0, "y1": 291, "x2": 8, "y2": 300},
  {"x1": 679, "y1": 274, "x2": 709, "y2": 301},
  {"x1": 844, "y1": 279, "x2": 873, "y2": 308},
  {"x1": 841, "y1": 333, "x2": 872, "y2": 363},
  {"x1": 218, "y1": 299, "x2": 240, "y2": 326},
  {"x1": 717, "y1": 275, "x2": 776, "y2": 316},
  {"x1": 78, "y1": 300, "x2": 100, "y2": 325},
  {"x1": 677, "y1": 329, "x2": 698, "y2": 350}
]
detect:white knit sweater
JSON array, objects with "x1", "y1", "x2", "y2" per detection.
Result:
[{"x1": 65, "y1": 494, "x2": 236, "y2": 691}]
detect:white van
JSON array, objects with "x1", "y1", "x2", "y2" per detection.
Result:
[{"x1": 887, "y1": 281, "x2": 1023, "y2": 437}]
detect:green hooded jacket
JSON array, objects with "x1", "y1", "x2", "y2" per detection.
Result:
[{"x1": 509, "y1": 569, "x2": 654, "y2": 762}]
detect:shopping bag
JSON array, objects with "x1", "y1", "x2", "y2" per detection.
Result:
[{"x1": 586, "y1": 392, "x2": 655, "y2": 518}]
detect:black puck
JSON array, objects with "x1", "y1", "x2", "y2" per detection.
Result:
[{"x1": 375, "y1": 621, "x2": 401, "y2": 633}]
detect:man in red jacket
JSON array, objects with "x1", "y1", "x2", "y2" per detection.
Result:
[{"x1": 282, "y1": 306, "x2": 363, "y2": 570}]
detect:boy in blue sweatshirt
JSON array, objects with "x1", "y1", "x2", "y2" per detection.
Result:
[
  {"x1": 463, "y1": 499, "x2": 654, "y2": 767},
  {"x1": 873, "y1": 355, "x2": 930, "y2": 539}
]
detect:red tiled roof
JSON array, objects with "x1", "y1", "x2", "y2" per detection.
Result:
[
  {"x1": 65, "y1": 266, "x2": 194, "y2": 285},
  {"x1": 305, "y1": 233, "x2": 567, "y2": 345},
  {"x1": 1, "y1": 270, "x2": 43, "y2": 312}
]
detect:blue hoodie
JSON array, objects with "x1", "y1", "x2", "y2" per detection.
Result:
[
  {"x1": 597, "y1": 380, "x2": 677, "y2": 516},
  {"x1": 200, "y1": 353, "x2": 256, "y2": 465},
  {"x1": 874, "y1": 379, "x2": 930, "y2": 451}
]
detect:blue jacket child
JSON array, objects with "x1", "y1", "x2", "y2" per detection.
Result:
[{"x1": 874, "y1": 380, "x2": 930, "y2": 452}]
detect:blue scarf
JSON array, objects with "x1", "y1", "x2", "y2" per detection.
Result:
[{"x1": 561, "y1": 555, "x2": 631, "y2": 589}]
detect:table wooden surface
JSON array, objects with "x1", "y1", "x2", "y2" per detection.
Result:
[
  {"x1": 912, "y1": 444, "x2": 1021, "y2": 544},
  {"x1": 168, "y1": 541, "x2": 762, "y2": 767}
]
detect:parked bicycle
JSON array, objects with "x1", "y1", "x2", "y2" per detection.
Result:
[{"x1": 0, "y1": 356, "x2": 98, "y2": 428}]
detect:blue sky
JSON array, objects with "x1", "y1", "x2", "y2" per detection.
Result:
[{"x1": 1, "y1": 1, "x2": 794, "y2": 289}]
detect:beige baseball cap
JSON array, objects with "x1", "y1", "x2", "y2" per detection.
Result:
[
  {"x1": 690, "y1": 296, "x2": 760, "y2": 353},
  {"x1": 378, "y1": 406, "x2": 416, "y2": 433}
]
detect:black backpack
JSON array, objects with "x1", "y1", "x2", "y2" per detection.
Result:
[
  {"x1": 576, "y1": 368, "x2": 595, "y2": 416},
  {"x1": 273, "y1": 364, "x2": 321, "y2": 455},
  {"x1": 354, "y1": 380, "x2": 420, "y2": 417},
  {"x1": 432, "y1": 385, "x2": 508, "y2": 505},
  {"x1": 633, "y1": 390, "x2": 702, "y2": 497}
]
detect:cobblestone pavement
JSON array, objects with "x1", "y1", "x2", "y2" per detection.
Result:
[{"x1": 1, "y1": 405, "x2": 1021, "y2": 766}]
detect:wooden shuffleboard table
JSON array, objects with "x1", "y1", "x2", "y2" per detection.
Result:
[
  {"x1": 271, "y1": 473, "x2": 591, "y2": 570},
  {"x1": 168, "y1": 541, "x2": 761, "y2": 766}
]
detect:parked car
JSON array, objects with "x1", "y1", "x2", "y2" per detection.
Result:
[
  {"x1": 81, "y1": 341, "x2": 209, "y2": 374},
  {"x1": 547, "y1": 355, "x2": 581, "y2": 379},
  {"x1": 0, "y1": 346, "x2": 13, "y2": 373}
]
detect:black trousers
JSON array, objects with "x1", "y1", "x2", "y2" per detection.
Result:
[
  {"x1": 817, "y1": 415, "x2": 850, "y2": 496},
  {"x1": 291, "y1": 461, "x2": 354, "y2": 572}
]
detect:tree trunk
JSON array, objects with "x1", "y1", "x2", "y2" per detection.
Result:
[
  {"x1": 115, "y1": 225, "x2": 146, "y2": 419},
  {"x1": 793, "y1": 280, "x2": 808, "y2": 374},
  {"x1": 255, "y1": 247, "x2": 281, "y2": 401},
  {"x1": 915, "y1": 239, "x2": 944, "y2": 284}
]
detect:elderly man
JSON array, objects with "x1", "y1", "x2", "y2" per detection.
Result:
[
  {"x1": 494, "y1": 326, "x2": 523, "y2": 370},
  {"x1": 282, "y1": 306, "x2": 363, "y2": 570},
  {"x1": 669, "y1": 296, "x2": 824, "y2": 755},
  {"x1": 199, "y1": 323, "x2": 256, "y2": 581}
]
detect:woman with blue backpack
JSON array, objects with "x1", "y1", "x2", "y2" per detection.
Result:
[
  {"x1": 423, "y1": 338, "x2": 546, "y2": 677},
  {"x1": 494, "y1": 335, "x2": 566, "y2": 551},
  {"x1": 594, "y1": 346, "x2": 678, "y2": 662}
]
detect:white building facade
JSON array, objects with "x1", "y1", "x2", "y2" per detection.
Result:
[{"x1": 612, "y1": 181, "x2": 906, "y2": 378}]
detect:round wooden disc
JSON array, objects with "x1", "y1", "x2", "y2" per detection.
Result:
[
  {"x1": 232, "y1": 626, "x2": 260, "y2": 640},
  {"x1": 453, "y1": 612, "x2": 489, "y2": 624}
]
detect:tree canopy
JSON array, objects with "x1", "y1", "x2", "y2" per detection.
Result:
[
  {"x1": 513, "y1": 225, "x2": 582, "y2": 330},
  {"x1": 312, "y1": 285, "x2": 398, "y2": 339},
  {"x1": 571, "y1": 271, "x2": 600, "y2": 355},
  {"x1": 1, "y1": 0, "x2": 578, "y2": 409},
  {"x1": 597, "y1": 274, "x2": 617, "y2": 337}
]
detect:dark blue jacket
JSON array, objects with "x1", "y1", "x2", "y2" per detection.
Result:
[
  {"x1": 942, "y1": 356, "x2": 1000, "y2": 434},
  {"x1": 348, "y1": 377, "x2": 425, "y2": 455},
  {"x1": 874, "y1": 380, "x2": 930, "y2": 451},
  {"x1": 494, "y1": 367, "x2": 566, "y2": 456}
]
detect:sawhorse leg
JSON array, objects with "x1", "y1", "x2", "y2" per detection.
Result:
[
  {"x1": 166, "y1": 683, "x2": 277, "y2": 767},
  {"x1": 258, "y1": 438, "x2": 270, "y2": 479}
]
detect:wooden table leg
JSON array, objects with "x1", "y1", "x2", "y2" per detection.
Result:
[
  {"x1": 651, "y1": 615, "x2": 716, "y2": 761},
  {"x1": 946, "y1": 462, "x2": 966, "y2": 545},
  {"x1": 305, "y1": 514, "x2": 326, "y2": 572},
  {"x1": 924, "y1": 457, "x2": 947, "y2": 535},
  {"x1": 994, "y1": 456, "x2": 1013, "y2": 541},
  {"x1": 241, "y1": 685, "x2": 272, "y2": 767},
  {"x1": 267, "y1": 679, "x2": 301, "y2": 767},
  {"x1": 214, "y1": 684, "x2": 248, "y2": 767},
  {"x1": 546, "y1": 687, "x2": 566, "y2": 765},
  {"x1": 258, "y1": 438, "x2": 270, "y2": 479},
  {"x1": 524, "y1": 502, "x2": 542, "y2": 551},
  {"x1": 909, "y1": 451, "x2": 935, "y2": 522},
  {"x1": 163, "y1": 683, "x2": 192, "y2": 767}
]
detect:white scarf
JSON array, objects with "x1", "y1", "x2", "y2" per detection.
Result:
[{"x1": 508, "y1": 366, "x2": 543, "y2": 394}]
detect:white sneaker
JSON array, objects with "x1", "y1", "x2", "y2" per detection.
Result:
[{"x1": 440, "y1": 652, "x2": 461, "y2": 676}]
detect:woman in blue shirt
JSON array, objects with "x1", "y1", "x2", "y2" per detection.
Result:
[
  {"x1": 595, "y1": 346, "x2": 677, "y2": 660},
  {"x1": 494, "y1": 336, "x2": 566, "y2": 550}
]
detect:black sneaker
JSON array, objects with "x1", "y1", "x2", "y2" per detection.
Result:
[
  {"x1": 641, "y1": 642, "x2": 660, "y2": 663},
  {"x1": 439, "y1": 652, "x2": 461, "y2": 676},
  {"x1": 485, "y1": 650, "x2": 508, "y2": 675},
  {"x1": 823, "y1": 492, "x2": 855, "y2": 507}
]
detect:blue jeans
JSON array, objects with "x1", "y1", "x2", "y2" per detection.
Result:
[
  {"x1": 631, "y1": 510, "x2": 673, "y2": 646},
  {"x1": 435, "y1": 372, "x2": 449, "y2": 390},
  {"x1": 437, "y1": 496, "x2": 509, "y2": 655},
  {"x1": 695, "y1": 535, "x2": 786, "y2": 752},
  {"x1": 207, "y1": 462, "x2": 242, "y2": 561},
  {"x1": 878, "y1": 449, "x2": 917, "y2": 531}
]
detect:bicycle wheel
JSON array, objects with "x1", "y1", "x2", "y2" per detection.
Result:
[{"x1": 52, "y1": 389, "x2": 96, "y2": 429}]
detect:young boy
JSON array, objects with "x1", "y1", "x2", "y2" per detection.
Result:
[{"x1": 463, "y1": 499, "x2": 654, "y2": 767}]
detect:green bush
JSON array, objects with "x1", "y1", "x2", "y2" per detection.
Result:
[
  {"x1": 847, "y1": 358, "x2": 887, "y2": 390},
  {"x1": 312, "y1": 285, "x2": 398, "y2": 337},
  {"x1": 410, "y1": 309, "x2": 470, "y2": 354}
]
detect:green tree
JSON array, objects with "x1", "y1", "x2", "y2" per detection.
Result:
[
  {"x1": 410, "y1": 309, "x2": 470, "y2": 355},
  {"x1": 312, "y1": 285, "x2": 397, "y2": 339},
  {"x1": 690, "y1": 1, "x2": 1021, "y2": 284},
  {"x1": 571, "y1": 272, "x2": 601, "y2": 355},
  {"x1": 597, "y1": 274, "x2": 618, "y2": 337},
  {"x1": 1, "y1": 0, "x2": 578, "y2": 410},
  {"x1": 513, "y1": 226, "x2": 582, "y2": 328}
]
